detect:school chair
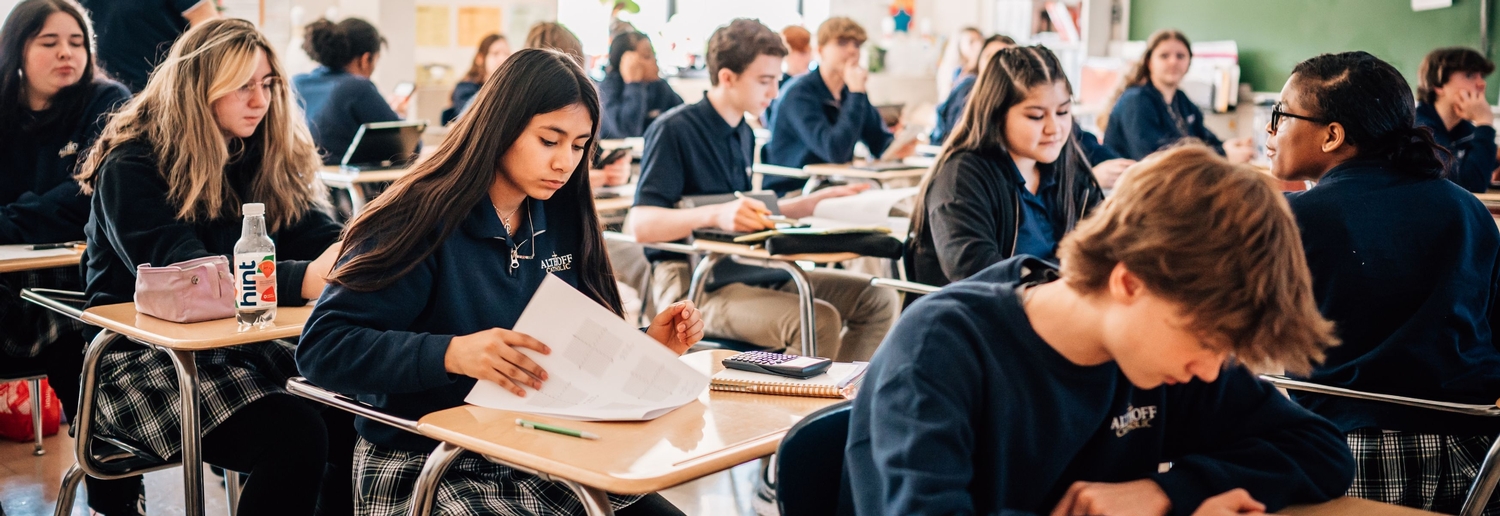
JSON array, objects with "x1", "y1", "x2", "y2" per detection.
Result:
[
  {"x1": 775, "y1": 400, "x2": 855, "y2": 516},
  {"x1": 600, "y1": 231, "x2": 776, "y2": 354},
  {"x1": 19, "y1": 288, "x2": 245, "y2": 516},
  {"x1": 1260, "y1": 374, "x2": 1500, "y2": 516},
  {"x1": 284, "y1": 377, "x2": 439, "y2": 516},
  {"x1": 0, "y1": 355, "x2": 47, "y2": 455}
]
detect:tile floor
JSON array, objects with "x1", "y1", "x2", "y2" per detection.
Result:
[{"x1": 0, "y1": 428, "x2": 763, "y2": 516}]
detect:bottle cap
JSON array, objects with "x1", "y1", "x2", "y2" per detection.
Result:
[{"x1": 243, "y1": 203, "x2": 265, "y2": 216}]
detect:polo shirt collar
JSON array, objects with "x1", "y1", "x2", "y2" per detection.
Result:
[
  {"x1": 461, "y1": 195, "x2": 551, "y2": 242},
  {"x1": 691, "y1": 96, "x2": 742, "y2": 139}
]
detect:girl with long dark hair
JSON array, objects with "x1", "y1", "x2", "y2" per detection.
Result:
[
  {"x1": 905, "y1": 45, "x2": 1103, "y2": 288},
  {"x1": 297, "y1": 49, "x2": 702, "y2": 515},
  {"x1": 1270, "y1": 51, "x2": 1500, "y2": 513}
]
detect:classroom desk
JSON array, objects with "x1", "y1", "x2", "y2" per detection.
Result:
[
  {"x1": 319, "y1": 165, "x2": 415, "y2": 216},
  {"x1": 79, "y1": 304, "x2": 313, "y2": 516},
  {"x1": 755, "y1": 162, "x2": 929, "y2": 195},
  {"x1": 686, "y1": 240, "x2": 860, "y2": 358},
  {"x1": 0, "y1": 246, "x2": 84, "y2": 273},
  {"x1": 412, "y1": 350, "x2": 842, "y2": 516},
  {"x1": 1284, "y1": 497, "x2": 1444, "y2": 515}
]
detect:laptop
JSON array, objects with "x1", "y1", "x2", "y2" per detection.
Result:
[{"x1": 340, "y1": 120, "x2": 427, "y2": 171}]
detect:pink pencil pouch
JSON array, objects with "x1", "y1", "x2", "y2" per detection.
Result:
[{"x1": 134, "y1": 255, "x2": 236, "y2": 323}]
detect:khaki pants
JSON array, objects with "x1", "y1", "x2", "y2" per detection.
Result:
[{"x1": 650, "y1": 261, "x2": 898, "y2": 361}]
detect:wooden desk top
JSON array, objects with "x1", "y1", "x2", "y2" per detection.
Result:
[
  {"x1": 1284, "y1": 497, "x2": 1443, "y2": 515},
  {"x1": 0, "y1": 247, "x2": 83, "y2": 273},
  {"x1": 81, "y1": 303, "x2": 312, "y2": 351},
  {"x1": 803, "y1": 162, "x2": 929, "y2": 180},
  {"x1": 691, "y1": 239, "x2": 861, "y2": 264},
  {"x1": 318, "y1": 167, "x2": 414, "y2": 185},
  {"x1": 1475, "y1": 191, "x2": 1500, "y2": 204},
  {"x1": 416, "y1": 350, "x2": 842, "y2": 494},
  {"x1": 594, "y1": 195, "x2": 635, "y2": 213}
]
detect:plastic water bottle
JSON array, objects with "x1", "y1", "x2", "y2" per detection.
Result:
[{"x1": 234, "y1": 203, "x2": 276, "y2": 331}]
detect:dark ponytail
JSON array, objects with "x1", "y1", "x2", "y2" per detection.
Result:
[
  {"x1": 301, "y1": 17, "x2": 385, "y2": 70},
  {"x1": 1290, "y1": 52, "x2": 1447, "y2": 178}
]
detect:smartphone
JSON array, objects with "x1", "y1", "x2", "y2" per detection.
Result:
[
  {"x1": 592, "y1": 147, "x2": 631, "y2": 169},
  {"x1": 392, "y1": 82, "x2": 416, "y2": 103}
]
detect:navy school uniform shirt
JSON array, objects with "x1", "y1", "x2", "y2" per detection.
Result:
[
  {"x1": 0, "y1": 80, "x2": 130, "y2": 245},
  {"x1": 846, "y1": 257, "x2": 1355, "y2": 516},
  {"x1": 81, "y1": 0, "x2": 201, "y2": 93},
  {"x1": 634, "y1": 97, "x2": 790, "y2": 290},
  {"x1": 930, "y1": 73, "x2": 976, "y2": 145},
  {"x1": 83, "y1": 139, "x2": 343, "y2": 312},
  {"x1": 904, "y1": 149, "x2": 1102, "y2": 288},
  {"x1": 597, "y1": 72, "x2": 684, "y2": 140},
  {"x1": 298, "y1": 196, "x2": 586, "y2": 452},
  {"x1": 1287, "y1": 159, "x2": 1500, "y2": 436},
  {"x1": 1104, "y1": 84, "x2": 1225, "y2": 161},
  {"x1": 293, "y1": 67, "x2": 404, "y2": 165},
  {"x1": 1416, "y1": 102, "x2": 1498, "y2": 193},
  {"x1": 762, "y1": 71, "x2": 894, "y2": 195},
  {"x1": 443, "y1": 80, "x2": 483, "y2": 126}
]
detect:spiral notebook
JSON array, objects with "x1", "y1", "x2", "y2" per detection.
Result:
[{"x1": 710, "y1": 362, "x2": 869, "y2": 399}]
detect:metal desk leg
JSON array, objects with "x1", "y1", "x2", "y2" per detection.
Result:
[
  {"x1": 225, "y1": 470, "x2": 242, "y2": 516},
  {"x1": 561, "y1": 480, "x2": 616, "y2": 516},
  {"x1": 684, "y1": 253, "x2": 722, "y2": 308},
  {"x1": 348, "y1": 186, "x2": 368, "y2": 217},
  {"x1": 764, "y1": 260, "x2": 818, "y2": 358},
  {"x1": 52, "y1": 462, "x2": 85, "y2": 516},
  {"x1": 1461, "y1": 433, "x2": 1500, "y2": 516},
  {"x1": 74, "y1": 331, "x2": 120, "y2": 480},
  {"x1": 29, "y1": 377, "x2": 43, "y2": 455},
  {"x1": 407, "y1": 442, "x2": 464, "y2": 516},
  {"x1": 800, "y1": 176, "x2": 824, "y2": 197},
  {"x1": 164, "y1": 349, "x2": 205, "y2": 516}
]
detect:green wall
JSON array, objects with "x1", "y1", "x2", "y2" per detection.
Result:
[{"x1": 1128, "y1": 0, "x2": 1499, "y2": 99}]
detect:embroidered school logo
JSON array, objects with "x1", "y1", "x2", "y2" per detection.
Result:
[
  {"x1": 58, "y1": 141, "x2": 78, "y2": 158},
  {"x1": 541, "y1": 253, "x2": 573, "y2": 273},
  {"x1": 1110, "y1": 404, "x2": 1157, "y2": 437}
]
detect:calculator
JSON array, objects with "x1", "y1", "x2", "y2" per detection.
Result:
[{"x1": 721, "y1": 351, "x2": 833, "y2": 379}]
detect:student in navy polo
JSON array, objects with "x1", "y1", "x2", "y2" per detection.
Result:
[
  {"x1": 597, "y1": 31, "x2": 682, "y2": 139},
  {"x1": 1102, "y1": 29, "x2": 1254, "y2": 164},
  {"x1": 761, "y1": 17, "x2": 914, "y2": 195},
  {"x1": 849, "y1": 145, "x2": 1354, "y2": 515},
  {"x1": 1267, "y1": 51, "x2": 1500, "y2": 514},
  {"x1": 931, "y1": 34, "x2": 1012, "y2": 146},
  {"x1": 292, "y1": 17, "x2": 405, "y2": 165},
  {"x1": 1414, "y1": 47, "x2": 1496, "y2": 193},
  {"x1": 298, "y1": 49, "x2": 702, "y2": 516},
  {"x1": 627, "y1": 18, "x2": 896, "y2": 361},
  {"x1": 80, "y1": 0, "x2": 218, "y2": 93}
]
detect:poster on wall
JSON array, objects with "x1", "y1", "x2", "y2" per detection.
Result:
[
  {"x1": 1411, "y1": 0, "x2": 1453, "y2": 11},
  {"x1": 416, "y1": 4, "x2": 453, "y2": 47},
  {"x1": 457, "y1": 6, "x2": 504, "y2": 48}
]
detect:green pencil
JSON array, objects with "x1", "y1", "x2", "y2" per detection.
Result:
[{"x1": 515, "y1": 418, "x2": 600, "y2": 440}]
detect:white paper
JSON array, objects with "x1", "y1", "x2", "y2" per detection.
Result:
[
  {"x1": 464, "y1": 275, "x2": 709, "y2": 421},
  {"x1": 0, "y1": 244, "x2": 76, "y2": 262},
  {"x1": 807, "y1": 187, "x2": 919, "y2": 225}
]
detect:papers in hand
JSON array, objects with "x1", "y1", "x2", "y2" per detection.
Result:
[{"x1": 464, "y1": 275, "x2": 710, "y2": 421}]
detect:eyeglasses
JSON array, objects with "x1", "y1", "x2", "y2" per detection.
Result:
[
  {"x1": 1269, "y1": 102, "x2": 1329, "y2": 133},
  {"x1": 231, "y1": 77, "x2": 282, "y2": 102}
]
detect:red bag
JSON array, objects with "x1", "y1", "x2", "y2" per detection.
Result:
[{"x1": 0, "y1": 378, "x2": 61, "y2": 441}]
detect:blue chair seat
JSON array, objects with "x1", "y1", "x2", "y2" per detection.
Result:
[{"x1": 776, "y1": 401, "x2": 855, "y2": 516}]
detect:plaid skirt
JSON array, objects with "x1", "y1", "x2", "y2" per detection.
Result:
[
  {"x1": 1347, "y1": 428, "x2": 1500, "y2": 515},
  {"x1": 354, "y1": 437, "x2": 644, "y2": 516},
  {"x1": 93, "y1": 340, "x2": 298, "y2": 460},
  {"x1": 0, "y1": 267, "x2": 86, "y2": 358}
]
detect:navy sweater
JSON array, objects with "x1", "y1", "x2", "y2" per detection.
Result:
[
  {"x1": 1288, "y1": 159, "x2": 1500, "y2": 435},
  {"x1": 597, "y1": 72, "x2": 684, "y2": 140},
  {"x1": 1104, "y1": 84, "x2": 1225, "y2": 160},
  {"x1": 298, "y1": 197, "x2": 588, "y2": 451},
  {"x1": 762, "y1": 71, "x2": 894, "y2": 195},
  {"x1": 847, "y1": 257, "x2": 1354, "y2": 515},
  {"x1": 931, "y1": 74, "x2": 975, "y2": 145},
  {"x1": 0, "y1": 80, "x2": 130, "y2": 245},
  {"x1": 293, "y1": 67, "x2": 404, "y2": 165},
  {"x1": 1415, "y1": 102, "x2": 1498, "y2": 193}
]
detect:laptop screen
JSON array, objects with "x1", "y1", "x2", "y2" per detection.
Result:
[{"x1": 341, "y1": 121, "x2": 426, "y2": 169}]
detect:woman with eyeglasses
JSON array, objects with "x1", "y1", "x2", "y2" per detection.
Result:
[
  {"x1": 1267, "y1": 51, "x2": 1500, "y2": 514},
  {"x1": 75, "y1": 19, "x2": 351, "y2": 516},
  {"x1": 297, "y1": 48, "x2": 702, "y2": 515}
]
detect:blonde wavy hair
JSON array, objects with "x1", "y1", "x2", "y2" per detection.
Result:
[{"x1": 78, "y1": 18, "x2": 325, "y2": 232}]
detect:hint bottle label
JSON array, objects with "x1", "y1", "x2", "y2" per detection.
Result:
[{"x1": 235, "y1": 253, "x2": 276, "y2": 308}]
